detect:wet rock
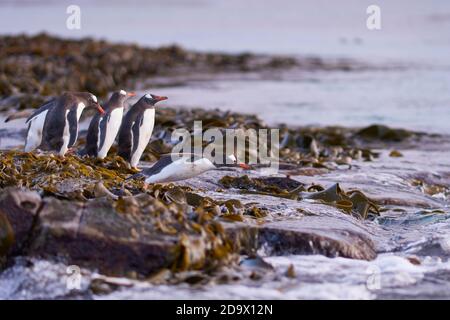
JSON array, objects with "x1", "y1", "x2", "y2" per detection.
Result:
[
  {"x1": 240, "y1": 255, "x2": 274, "y2": 271},
  {"x1": 0, "y1": 212, "x2": 14, "y2": 258},
  {"x1": 356, "y1": 124, "x2": 412, "y2": 142},
  {"x1": 286, "y1": 264, "x2": 296, "y2": 278},
  {"x1": 258, "y1": 219, "x2": 377, "y2": 260},
  {"x1": 0, "y1": 188, "x2": 41, "y2": 255},
  {"x1": 389, "y1": 150, "x2": 403, "y2": 157},
  {"x1": 1, "y1": 187, "x2": 378, "y2": 278},
  {"x1": 1, "y1": 189, "x2": 235, "y2": 277}
]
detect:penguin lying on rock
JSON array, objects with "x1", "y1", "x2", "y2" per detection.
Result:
[{"x1": 127, "y1": 153, "x2": 251, "y2": 185}]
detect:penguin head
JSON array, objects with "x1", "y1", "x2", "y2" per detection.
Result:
[
  {"x1": 213, "y1": 154, "x2": 251, "y2": 169},
  {"x1": 109, "y1": 90, "x2": 136, "y2": 106},
  {"x1": 72, "y1": 92, "x2": 105, "y2": 114},
  {"x1": 142, "y1": 93, "x2": 168, "y2": 106},
  {"x1": 86, "y1": 93, "x2": 105, "y2": 114}
]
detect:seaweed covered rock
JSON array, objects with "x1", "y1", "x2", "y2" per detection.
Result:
[
  {"x1": 1, "y1": 188, "x2": 236, "y2": 277},
  {"x1": 0, "y1": 150, "x2": 137, "y2": 199},
  {"x1": 355, "y1": 124, "x2": 412, "y2": 142},
  {"x1": 1, "y1": 186, "x2": 378, "y2": 278}
]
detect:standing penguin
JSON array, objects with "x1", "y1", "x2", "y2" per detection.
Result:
[
  {"x1": 25, "y1": 92, "x2": 104, "y2": 156},
  {"x1": 117, "y1": 93, "x2": 168, "y2": 169},
  {"x1": 81, "y1": 90, "x2": 135, "y2": 159}
]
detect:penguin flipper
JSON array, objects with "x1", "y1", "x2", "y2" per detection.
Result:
[
  {"x1": 117, "y1": 120, "x2": 134, "y2": 161},
  {"x1": 26, "y1": 98, "x2": 56, "y2": 123},
  {"x1": 84, "y1": 113, "x2": 102, "y2": 157},
  {"x1": 67, "y1": 108, "x2": 79, "y2": 148},
  {"x1": 98, "y1": 114, "x2": 110, "y2": 151}
]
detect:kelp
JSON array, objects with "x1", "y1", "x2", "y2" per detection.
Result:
[
  {"x1": 355, "y1": 124, "x2": 412, "y2": 142},
  {"x1": 219, "y1": 175, "x2": 379, "y2": 219},
  {"x1": 109, "y1": 190, "x2": 238, "y2": 272},
  {"x1": 220, "y1": 175, "x2": 305, "y2": 199},
  {"x1": 302, "y1": 183, "x2": 380, "y2": 219},
  {"x1": 411, "y1": 179, "x2": 449, "y2": 198},
  {"x1": 0, "y1": 150, "x2": 138, "y2": 199},
  {"x1": 109, "y1": 184, "x2": 272, "y2": 271}
]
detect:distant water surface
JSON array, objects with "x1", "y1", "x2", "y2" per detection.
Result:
[{"x1": 0, "y1": 0, "x2": 449, "y2": 132}]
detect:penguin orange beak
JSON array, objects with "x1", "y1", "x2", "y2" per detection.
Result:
[
  {"x1": 151, "y1": 94, "x2": 168, "y2": 102},
  {"x1": 97, "y1": 104, "x2": 105, "y2": 114},
  {"x1": 239, "y1": 163, "x2": 251, "y2": 170},
  {"x1": 127, "y1": 92, "x2": 136, "y2": 97}
]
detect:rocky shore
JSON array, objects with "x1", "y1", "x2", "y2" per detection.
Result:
[
  {"x1": 0, "y1": 33, "x2": 372, "y2": 112},
  {"x1": 1, "y1": 35, "x2": 449, "y2": 298}
]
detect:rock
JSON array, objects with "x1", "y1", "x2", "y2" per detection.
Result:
[
  {"x1": 0, "y1": 212, "x2": 14, "y2": 258},
  {"x1": 28, "y1": 197, "x2": 182, "y2": 276},
  {"x1": 1, "y1": 189, "x2": 235, "y2": 277},
  {"x1": 0, "y1": 188, "x2": 42, "y2": 255},
  {"x1": 286, "y1": 264, "x2": 296, "y2": 278},
  {"x1": 389, "y1": 150, "x2": 403, "y2": 157},
  {"x1": 257, "y1": 218, "x2": 377, "y2": 260},
  {"x1": 356, "y1": 124, "x2": 412, "y2": 142},
  {"x1": 1, "y1": 188, "x2": 377, "y2": 279}
]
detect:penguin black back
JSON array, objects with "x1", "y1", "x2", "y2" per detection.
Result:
[
  {"x1": 117, "y1": 94, "x2": 167, "y2": 167},
  {"x1": 82, "y1": 90, "x2": 133, "y2": 158}
]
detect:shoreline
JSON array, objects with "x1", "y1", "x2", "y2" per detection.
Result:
[{"x1": 1, "y1": 34, "x2": 450, "y2": 299}]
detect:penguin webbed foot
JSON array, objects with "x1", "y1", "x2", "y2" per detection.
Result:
[{"x1": 66, "y1": 148, "x2": 76, "y2": 155}]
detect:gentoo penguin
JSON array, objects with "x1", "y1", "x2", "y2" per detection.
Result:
[
  {"x1": 81, "y1": 90, "x2": 135, "y2": 159},
  {"x1": 128, "y1": 154, "x2": 251, "y2": 184},
  {"x1": 25, "y1": 92, "x2": 104, "y2": 156},
  {"x1": 117, "y1": 93, "x2": 168, "y2": 169}
]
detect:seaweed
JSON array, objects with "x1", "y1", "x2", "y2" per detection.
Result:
[
  {"x1": 219, "y1": 175, "x2": 379, "y2": 219},
  {"x1": 0, "y1": 150, "x2": 138, "y2": 199}
]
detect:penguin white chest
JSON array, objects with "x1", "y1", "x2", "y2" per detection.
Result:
[
  {"x1": 130, "y1": 109, "x2": 155, "y2": 167},
  {"x1": 146, "y1": 158, "x2": 215, "y2": 183},
  {"x1": 60, "y1": 109, "x2": 71, "y2": 156},
  {"x1": 76, "y1": 102, "x2": 86, "y2": 121},
  {"x1": 97, "y1": 107, "x2": 123, "y2": 159},
  {"x1": 24, "y1": 109, "x2": 49, "y2": 152}
]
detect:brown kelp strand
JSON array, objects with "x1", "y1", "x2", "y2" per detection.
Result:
[{"x1": 219, "y1": 175, "x2": 379, "y2": 219}]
